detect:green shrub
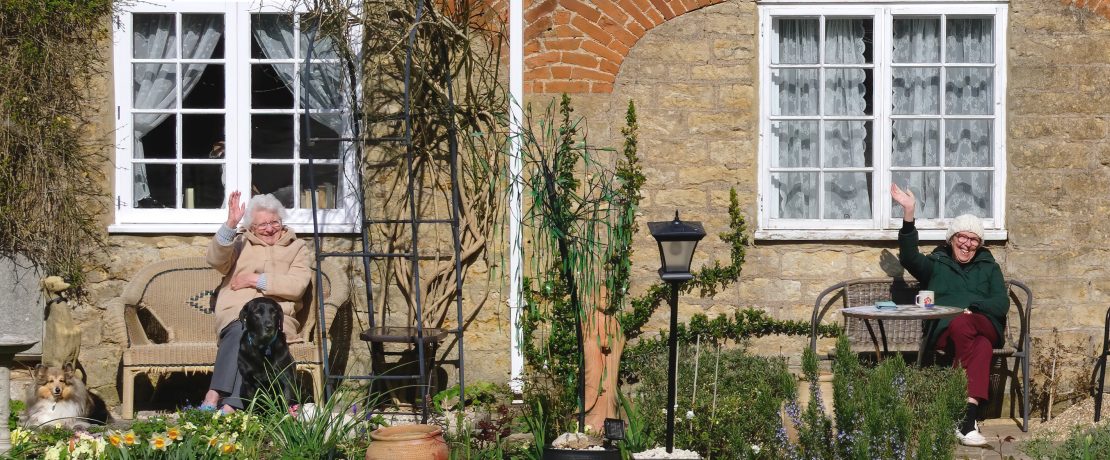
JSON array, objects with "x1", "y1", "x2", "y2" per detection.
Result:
[
  {"x1": 787, "y1": 335, "x2": 966, "y2": 459},
  {"x1": 621, "y1": 339, "x2": 796, "y2": 459},
  {"x1": 1020, "y1": 421, "x2": 1110, "y2": 459}
]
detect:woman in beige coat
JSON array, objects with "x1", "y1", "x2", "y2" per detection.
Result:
[{"x1": 200, "y1": 191, "x2": 311, "y2": 412}]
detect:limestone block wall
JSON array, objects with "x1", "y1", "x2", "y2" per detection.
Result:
[
  {"x1": 522, "y1": 0, "x2": 1110, "y2": 392},
  {"x1": 54, "y1": 0, "x2": 1110, "y2": 410}
]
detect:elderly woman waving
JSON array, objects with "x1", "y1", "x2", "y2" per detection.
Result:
[
  {"x1": 891, "y1": 184, "x2": 1008, "y2": 447},
  {"x1": 200, "y1": 191, "x2": 312, "y2": 413}
]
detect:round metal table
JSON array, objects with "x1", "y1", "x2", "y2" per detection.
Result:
[{"x1": 840, "y1": 305, "x2": 963, "y2": 366}]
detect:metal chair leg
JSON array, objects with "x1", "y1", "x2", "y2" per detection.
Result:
[{"x1": 1097, "y1": 306, "x2": 1110, "y2": 423}]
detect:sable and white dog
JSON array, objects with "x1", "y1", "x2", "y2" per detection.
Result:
[{"x1": 21, "y1": 364, "x2": 102, "y2": 430}]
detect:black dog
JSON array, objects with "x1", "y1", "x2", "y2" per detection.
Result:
[{"x1": 237, "y1": 298, "x2": 296, "y2": 408}]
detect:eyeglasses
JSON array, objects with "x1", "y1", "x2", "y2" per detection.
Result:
[
  {"x1": 251, "y1": 220, "x2": 283, "y2": 230},
  {"x1": 954, "y1": 234, "x2": 981, "y2": 247}
]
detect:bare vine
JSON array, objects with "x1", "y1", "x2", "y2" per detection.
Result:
[{"x1": 0, "y1": 1, "x2": 115, "y2": 285}]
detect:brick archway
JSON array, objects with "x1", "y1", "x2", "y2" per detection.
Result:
[{"x1": 521, "y1": 0, "x2": 727, "y2": 93}]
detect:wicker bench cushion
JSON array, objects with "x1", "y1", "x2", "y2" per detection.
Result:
[{"x1": 123, "y1": 342, "x2": 321, "y2": 367}]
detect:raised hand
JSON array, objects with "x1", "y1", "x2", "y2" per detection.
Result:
[
  {"x1": 226, "y1": 191, "x2": 246, "y2": 228},
  {"x1": 890, "y1": 183, "x2": 916, "y2": 222}
]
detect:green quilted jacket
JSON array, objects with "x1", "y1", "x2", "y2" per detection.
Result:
[{"x1": 897, "y1": 224, "x2": 1009, "y2": 347}]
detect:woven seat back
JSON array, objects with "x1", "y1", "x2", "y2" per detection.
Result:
[
  {"x1": 842, "y1": 278, "x2": 922, "y2": 348},
  {"x1": 126, "y1": 257, "x2": 223, "y2": 343}
]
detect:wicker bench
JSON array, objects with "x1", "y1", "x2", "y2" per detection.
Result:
[
  {"x1": 119, "y1": 257, "x2": 348, "y2": 419},
  {"x1": 809, "y1": 277, "x2": 1033, "y2": 431}
]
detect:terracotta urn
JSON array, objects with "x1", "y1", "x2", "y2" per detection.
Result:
[{"x1": 365, "y1": 424, "x2": 449, "y2": 460}]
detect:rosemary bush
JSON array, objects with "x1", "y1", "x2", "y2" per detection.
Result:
[{"x1": 785, "y1": 336, "x2": 967, "y2": 460}]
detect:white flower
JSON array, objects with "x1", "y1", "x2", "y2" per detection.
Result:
[
  {"x1": 752, "y1": 444, "x2": 762, "y2": 454},
  {"x1": 685, "y1": 410, "x2": 695, "y2": 420}
]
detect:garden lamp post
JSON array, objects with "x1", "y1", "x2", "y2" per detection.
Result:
[{"x1": 648, "y1": 211, "x2": 705, "y2": 454}]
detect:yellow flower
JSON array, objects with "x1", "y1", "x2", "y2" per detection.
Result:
[
  {"x1": 208, "y1": 436, "x2": 220, "y2": 448},
  {"x1": 166, "y1": 426, "x2": 183, "y2": 441},
  {"x1": 149, "y1": 433, "x2": 172, "y2": 451},
  {"x1": 10, "y1": 427, "x2": 30, "y2": 446},
  {"x1": 220, "y1": 441, "x2": 240, "y2": 454},
  {"x1": 107, "y1": 432, "x2": 123, "y2": 447},
  {"x1": 122, "y1": 431, "x2": 138, "y2": 446}
]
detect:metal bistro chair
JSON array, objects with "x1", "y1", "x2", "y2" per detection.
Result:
[
  {"x1": 810, "y1": 278, "x2": 1033, "y2": 432},
  {"x1": 1093, "y1": 306, "x2": 1110, "y2": 422}
]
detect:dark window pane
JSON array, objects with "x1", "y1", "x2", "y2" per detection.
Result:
[
  {"x1": 252, "y1": 14, "x2": 294, "y2": 59},
  {"x1": 251, "y1": 164, "x2": 294, "y2": 208},
  {"x1": 133, "y1": 14, "x2": 176, "y2": 59},
  {"x1": 301, "y1": 114, "x2": 342, "y2": 159},
  {"x1": 252, "y1": 114, "x2": 294, "y2": 159},
  {"x1": 299, "y1": 164, "x2": 339, "y2": 208},
  {"x1": 252, "y1": 63, "x2": 294, "y2": 108},
  {"x1": 136, "y1": 114, "x2": 176, "y2": 159},
  {"x1": 182, "y1": 14, "x2": 224, "y2": 59},
  {"x1": 183, "y1": 114, "x2": 225, "y2": 159},
  {"x1": 135, "y1": 163, "x2": 176, "y2": 208},
  {"x1": 182, "y1": 64, "x2": 224, "y2": 109},
  {"x1": 183, "y1": 164, "x2": 225, "y2": 209}
]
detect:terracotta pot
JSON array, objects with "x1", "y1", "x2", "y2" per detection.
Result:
[{"x1": 365, "y1": 424, "x2": 449, "y2": 460}]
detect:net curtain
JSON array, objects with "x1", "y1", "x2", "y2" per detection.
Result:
[{"x1": 132, "y1": 14, "x2": 222, "y2": 205}]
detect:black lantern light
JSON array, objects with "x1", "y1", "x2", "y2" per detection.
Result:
[
  {"x1": 647, "y1": 211, "x2": 705, "y2": 454},
  {"x1": 648, "y1": 211, "x2": 706, "y2": 282}
]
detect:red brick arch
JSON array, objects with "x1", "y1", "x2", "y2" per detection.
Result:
[{"x1": 520, "y1": 0, "x2": 727, "y2": 93}]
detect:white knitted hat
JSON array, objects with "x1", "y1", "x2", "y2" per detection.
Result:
[{"x1": 946, "y1": 214, "x2": 984, "y2": 242}]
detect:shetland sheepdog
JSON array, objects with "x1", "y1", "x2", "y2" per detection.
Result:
[{"x1": 21, "y1": 364, "x2": 106, "y2": 430}]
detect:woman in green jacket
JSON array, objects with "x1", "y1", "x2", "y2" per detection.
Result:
[{"x1": 891, "y1": 184, "x2": 1008, "y2": 448}]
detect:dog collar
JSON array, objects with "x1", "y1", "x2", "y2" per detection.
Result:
[{"x1": 247, "y1": 332, "x2": 279, "y2": 356}]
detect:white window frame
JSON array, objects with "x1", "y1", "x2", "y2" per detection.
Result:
[
  {"x1": 110, "y1": 0, "x2": 359, "y2": 234},
  {"x1": 756, "y1": 1, "x2": 1008, "y2": 241}
]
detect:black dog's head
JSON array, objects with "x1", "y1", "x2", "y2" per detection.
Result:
[{"x1": 239, "y1": 297, "x2": 284, "y2": 345}]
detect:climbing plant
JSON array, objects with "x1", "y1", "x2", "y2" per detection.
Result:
[{"x1": 0, "y1": 0, "x2": 114, "y2": 284}]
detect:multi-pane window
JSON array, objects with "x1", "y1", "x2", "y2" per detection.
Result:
[
  {"x1": 113, "y1": 1, "x2": 355, "y2": 232},
  {"x1": 758, "y1": 3, "x2": 1007, "y2": 238}
]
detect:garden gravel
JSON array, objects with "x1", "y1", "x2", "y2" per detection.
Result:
[
  {"x1": 632, "y1": 447, "x2": 702, "y2": 459},
  {"x1": 1026, "y1": 397, "x2": 1107, "y2": 441}
]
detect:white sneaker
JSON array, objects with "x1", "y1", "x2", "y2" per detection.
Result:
[{"x1": 956, "y1": 423, "x2": 989, "y2": 447}]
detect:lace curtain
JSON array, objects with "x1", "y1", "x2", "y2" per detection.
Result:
[
  {"x1": 892, "y1": 18, "x2": 993, "y2": 218},
  {"x1": 773, "y1": 19, "x2": 871, "y2": 219},
  {"x1": 132, "y1": 14, "x2": 222, "y2": 204},
  {"x1": 252, "y1": 15, "x2": 351, "y2": 202},
  {"x1": 773, "y1": 17, "x2": 993, "y2": 221}
]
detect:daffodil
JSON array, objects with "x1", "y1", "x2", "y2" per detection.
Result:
[
  {"x1": 10, "y1": 427, "x2": 30, "y2": 446},
  {"x1": 107, "y1": 432, "x2": 123, "y2": 447},
  {"x1": 150, "y1": 433, "x2": 172, "y2": 451},
  {"x1": 122, "y1": 430, "x2": 138, "y2": 446},
  {"x1": 166, "y1": 426, "x2": 183, "y2": 441},
  {"x1": 220, "y1": 441, "x2": 240, "y2": 454}
]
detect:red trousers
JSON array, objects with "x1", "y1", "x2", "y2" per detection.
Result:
[{"x1": 935, "y1": 312, "x2": 999, "y2": 402}]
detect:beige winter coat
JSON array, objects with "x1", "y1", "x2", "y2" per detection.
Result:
[{"x1": 206, "y1": 228, "x2": 311, "y2": 342}]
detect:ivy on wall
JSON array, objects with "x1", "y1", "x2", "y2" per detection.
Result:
[{"x1": 0, "y1": 0, "x2": 114, "y2": 284}]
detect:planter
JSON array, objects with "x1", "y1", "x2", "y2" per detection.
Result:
[
  {"x1": 542, "y1": 447, "x2": 622, "y2": 460},
  {"x1": 365, "y1": 424, "x2": 448, "y2": 460}
]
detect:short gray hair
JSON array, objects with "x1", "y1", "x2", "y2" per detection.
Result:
[{"x1": 242, "y1": 193, "x2": 288, "y2": 228}]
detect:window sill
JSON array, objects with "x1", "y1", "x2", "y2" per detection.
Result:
[
  {"x1": 754, "y1": 228, "x2": 1008, "y2": 241},
  {"x1": 108, "y1": 222, "x2": 359, "y2": 235}
]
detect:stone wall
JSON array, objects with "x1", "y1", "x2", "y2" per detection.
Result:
[
  {"x1": 521, "y1": 0, "x2": 1110, "y2": 399},
  {"x1": 49, "y1": 0, "x2": 1110, "y2": 411}
]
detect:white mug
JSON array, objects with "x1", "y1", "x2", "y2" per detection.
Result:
[{"x1": 915, "y1": 290, "x2": 936, "y2": 308}]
